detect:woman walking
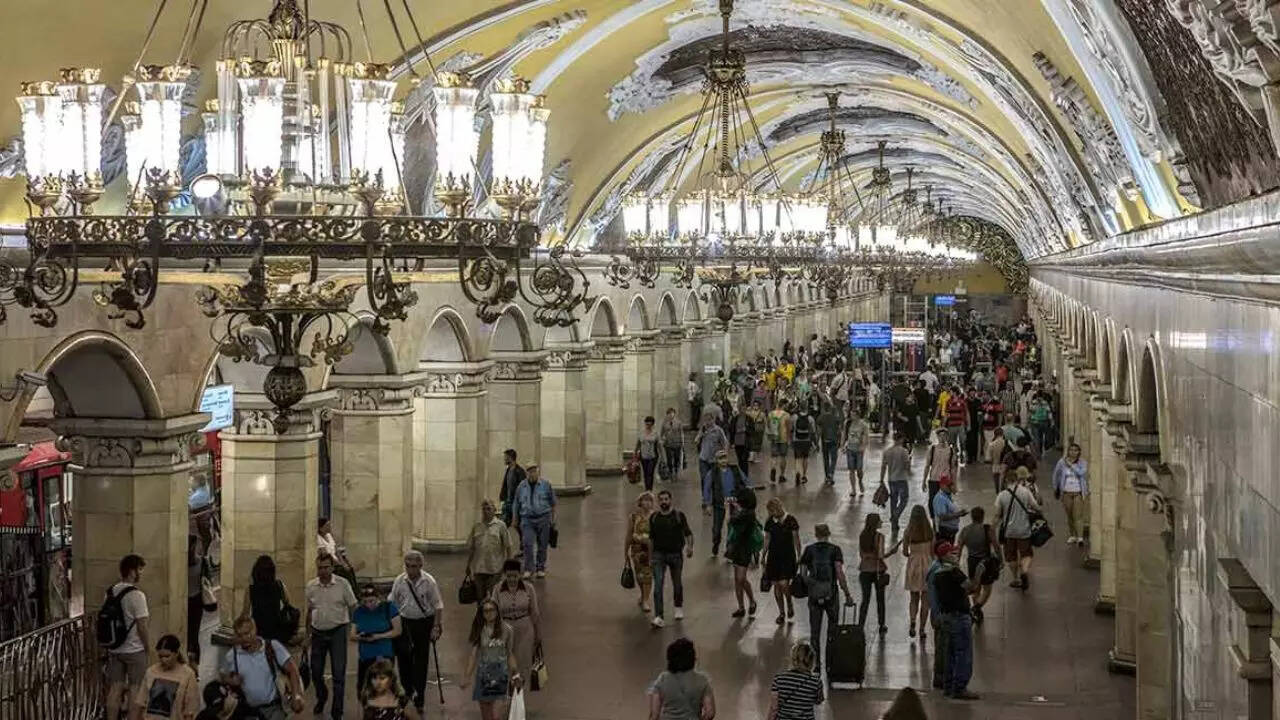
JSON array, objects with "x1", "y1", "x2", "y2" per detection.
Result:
[
  {"x1": 240, "y1": 555, "x2": 297, "y2": 645},
  {"x1": 360, "y1": 658, "x2": 421, "y2": 719},
  {"x1": 660, "y1": 408, "x2": 684, "y2": 480},
  {"x1": 923, "y1": 428, "x2": 957, "y2": 517},
  {"x1": 901, "y1": 505, "x2": 934, "y2": 639},
  {"x1": 727, "y1": 484, "x2": 761, "y2": 619},
  {"x1": 647, "y1": 638, "x2": 715, "y2": 720},
  {"x1": 491, "y1": 559, "x2": 541, "y2": 685},
  {"x1": 857, "y1": 513, "x2": 900, "y2": 634},
  {"x1": 636, "y1": 416, "x2": 662, "y2": 491},
  {"x1": 626, "y1": 492, "x2": 656, "y2": 613},
  {"x1": 462, "y1": 599, "x2": 520, "y2": 720},
  {"x1": 766, "y1": 641, "x2": 825, "y2": 720},
  {"x1": 1052, "y1": 442, "x2": 1089, "y2": 545},
  {"x1": 761, "y1": 497, "x2": 801, "y2": 624}
]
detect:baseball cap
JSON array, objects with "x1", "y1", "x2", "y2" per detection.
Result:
[
  {"x1": 935, "y1": 541, "x2": 956, "y2": 557},
  {"x1": 939, "y1": 475, "x2": 954, "y2": 488}
]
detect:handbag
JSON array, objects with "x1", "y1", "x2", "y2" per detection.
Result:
[
  {"x1": 872, "y1": 483, "x2": 889, "y2": 507},
  {"x1": 625, "y1": 458, "x2": 640, "y2": 484},
  {"x1": 200, "y1": 576, "x2": 219, "y2": 612},
  {"x1": 457, "y1": 572, "x2": 478, "y2": 605},
  {"x1": 789, "y1": 570, "x2": 809, "y2": 599},
  {"x1": 759, "y1": 573, "x2": 772, "y2": 593},
  {"x1": 530, "y1": 643, "x2": 548, "y2": 692},
  {"x1": 620, "y1": 562, "x2": 636, "y2": 590},
  {"x1": 549, "y1": 524, "x2": 559, "y2": 549},
  {"x1": 876, "y1": 570, "x2": 891, "y2": 588}
]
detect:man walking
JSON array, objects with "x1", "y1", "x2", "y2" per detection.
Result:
[
  {"x1": 931, "y1": 476, "x2": 966, "y2": 542},
  {"x1": 466, "y1": 499, "x2": 514, "y2": 600},
  {"x1": 878, "y1": 432, "x2": 913, "y2": 534},
  {"x1": 306, "y1": 552, "x2": 357, "y2": 719},
  {"x1": 389, "y1": 549, "x2": 444, "y2": 713},
  {"x1": 104, "y1": 554, "x2": 151, "y2": 720},
  {"x1": 817, "y1": 400, "x2": 843, "y2": 485},
  {"x1": 694, "y1": 411, "x2": 731, "y2": 489},
  {"x1": 798, "y1": 524, "x2": 855, "y2": 676},
  {"x1": 511, "y1": 463, "x2": 557, "y2": 578},
  {"x1": 497, "y1": 448, "x2": 526, "y2": 529},
  {"x1": 701, "y1": 450, "x2": 740, "y2": 558},
  {"x1": 221, "y1": 617, "x2": 306, "y2": 719},
  {"x1": 933, "y1": 542, "x2": 980, "y2": 699},
  {"x1": 648, "y1": 489, "x2": 694, "y2": 628},
  {"x1": 842, "y1": 407, "x2": 870, "y2": 496}
]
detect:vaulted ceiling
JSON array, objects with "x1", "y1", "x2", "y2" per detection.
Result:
[{"x1": 0, "y1": 0, "x2": 1254, "y2": 263}]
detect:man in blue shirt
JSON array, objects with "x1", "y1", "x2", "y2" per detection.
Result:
[
  {"x1": 351, "y1": 584, "x2": 401, "y2": 693},
  {"x1": 694, "y1": 412, "x2": 731, "y2": 492},
  {"x1": 930, "y1": 476, "x2": 966, "y2": 542},
  {"x1": 511, "y1": 463, "x2": 557, "y2": 578},
  {"x1": 701, "y1": 450, "x2": 740, "y2": 558}
]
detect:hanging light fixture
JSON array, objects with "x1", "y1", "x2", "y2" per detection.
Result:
[{"x1": 11, "y1": 0, "x2": 592, "y2": 432}]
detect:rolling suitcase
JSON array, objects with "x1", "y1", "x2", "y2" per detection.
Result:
[{"x1": 826, "y1": 603, "x2": 865, "y2": 686}]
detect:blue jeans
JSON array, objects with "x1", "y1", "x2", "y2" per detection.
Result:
[
  {"x1": 944, "y1": 612, "x2": 974, "y2": 694},
  {"x1": 711, "y1": 503, "x2": 726, "y2": 554},
  {"x1": 310, "y1": 623, "x2": 350, "y2": 718},
  {"x1": 821, "y1": 440, "x2": 839, "y2": 479},
  {"x1": 888, "y1": 480, "x2": 909, "y2": 529},
  {"x1": 1031, "y1": 423, "x2": 1051, "y2": 454},
  {"x1": 520, "y1": 514, "x2": 552, "y2": 572},
  {"x1": 651, "y1": 550, "x2": 685, "y2": 619}
]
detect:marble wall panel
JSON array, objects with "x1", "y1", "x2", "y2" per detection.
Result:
[
  {"x1": 585, "y1": 358, "x2": 623, "y2": 471},
  {"x1": 540, "y1": 364, "x2": 587, "y2": 491},
  {"x1": 329, "y1": 409, "x2": 414, "y2": 580}
]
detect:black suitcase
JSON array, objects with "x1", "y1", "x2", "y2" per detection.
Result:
[{"x1": 826, "y1": 604, "x2": 865, "y2": 685}]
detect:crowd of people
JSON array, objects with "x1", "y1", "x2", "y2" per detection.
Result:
[{"x1": 98, "y1": 310, "x2": 1080, "y2": 720}]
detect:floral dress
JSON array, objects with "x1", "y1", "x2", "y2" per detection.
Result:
[
  {"x1": 629, "y1": 511, "x2": 653, "y2": 584},
  {"x1": 473, "y1": 623, "x2": 514, "y2": 702}
]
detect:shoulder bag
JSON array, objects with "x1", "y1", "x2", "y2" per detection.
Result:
[
  {"x1": 872, "y1": 483, "x2": 889, "y2": 507},
  {"x1": 1009, "y1": 487, "x2": 1053, "y2": 547}
]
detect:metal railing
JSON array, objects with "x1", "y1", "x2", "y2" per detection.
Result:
[{"x1": 0, "y1": 616, "x2": 101, "y2": 720}]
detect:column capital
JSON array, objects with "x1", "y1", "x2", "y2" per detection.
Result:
[
  {"x1": 655, "y1": 328, "x2": 684, "y2": 347},
  {"x1": 586, "y1": 337, "x2": 626, "y2": 362},
  {"x1": 329, "y1": 373, "x2": 426, "y2": 414},
  {"x1": 227, "y1": 390, "x2": 336, "y2": 437},
  {"x1": 623, "y1": 331, "x2": 659, "y2": 354},
  {"x1": 488, "y1": 350, "x2": 548, "y2": 382},
  {"x1": 416, "y1": 361, "x2": 492, "y2": 397},
  {"x1": 542, "y1": 342, "x2": 592, "y2": 371},
  {"x1": 51, "y1": 413, "x2": 210, "y2": 471}
]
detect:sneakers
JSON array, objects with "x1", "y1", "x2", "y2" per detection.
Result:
[
  {"x1": 535, "y1": 570, "x2": 547, "y2": 579},
  {"x1": 521, "y1": 571, "x2": 532, "y2": 580},
  {"x1": 651, "y1": 616, "x2": 665, "y2": 628},
  {"x1": 1066, "y1": 535, "x2": 1078, "y2": 545},
  {"x1": 673, "y1": 607, "x2": 684, "y2": 621}
]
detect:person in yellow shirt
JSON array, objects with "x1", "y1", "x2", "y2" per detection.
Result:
[{"x1": 936, "y1": 386, "x2": 951, "y2": 426}]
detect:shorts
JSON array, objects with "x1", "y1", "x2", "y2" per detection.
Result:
[
  {"x1": 771, "y1": 442, "x2": 789, "y2": 458},
  {"x1": 792, "y1": 441, "x2": 812, "y2": 458},
  {"x1": 106, "y1": 650, "x2": 148, "y2": 687},
  {"x1": 845, "y1": 449, "x2": 864, "y2": 472},
  {"x1": 1001, "y1": 537, "x2": 1033, "y2": 562},
  {"x1": 967, "y1": 554, "x2": 998, "y2": 585}
]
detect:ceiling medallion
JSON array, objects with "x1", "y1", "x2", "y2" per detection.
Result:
[{"x1": 9, "y1": 0, "x2": 591, "y2": 431}]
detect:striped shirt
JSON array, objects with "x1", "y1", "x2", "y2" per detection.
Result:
[{"x1": 770, "y1": 670, "x2": 824, "y2": 719}]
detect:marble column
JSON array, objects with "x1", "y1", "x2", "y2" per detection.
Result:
[
  {"x1": 219, "y1": 400, "x2": 327, "y2": 625},
  {"x1": 652, "y1": 330, "x2": 682, "y2": 419},
  {"x1": 1216, "y1": 558, "x2": 1274, "y2": 719},
  {"x1": 541, "y1": 344, "x2": 591, "y2": 495},
  {"x1": 622, "y1": 332, "x2": 657, "y2": 455},
  {"x1": 585, "y1": 338, "x2": 625, "y2": 474},
  {"x1": 739, "y1": 313, "x2": 760, "y2": 361},
  {"x1": 1082, "y1": 384, "x2": 1113, "y2": 608},
  {"x1": 328, "y1": 380, "x2": 416, "y2": 581},
  {"x1": 680, "y1": 328, "x2": 703, "y2": 425},
  {"x1": 1111, "y1": 447, "x2": 1140, "y2": 673},
  {"x1": 415, "y1": 362, "x2": 489, "y2": 551},
  {"x1": 54, "y1": 414, "x2": 208, "y2": 641},
  {"x1": 486, "y1": 352, "x2": 545, "y2": 496},
  {"x1": 698, "y1": 325, "x2": 728, "y2": 398},
  {"x1": 1132, "y1": 461, "x2": 1175, "y2": 720}
]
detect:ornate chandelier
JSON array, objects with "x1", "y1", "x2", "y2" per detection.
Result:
[{"x1": 8, "y1": 0, "x2": 590, "y2": 431}]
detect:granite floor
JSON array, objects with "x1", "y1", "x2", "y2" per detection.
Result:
[{"x1": 200, "y1": 434, "x2": 1135, "y2": 719}]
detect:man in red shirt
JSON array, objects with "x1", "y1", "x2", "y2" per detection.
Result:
[
  {"x1": 943, "y1": 387, "x2": 968, "y2": 460},
  {"x1": 980, "y1": 393, "x2": 1003, "y2": 458}
]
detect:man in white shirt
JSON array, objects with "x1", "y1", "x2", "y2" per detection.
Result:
[
  {"x1": 306, "y1": 553, "x2": 357, "y2": 719},
  {"x1": 919, "y1": 367, "x2": 939, "y2": 395},
  {"x1": 389, "y1": 550, "x2": 444, "y2": 712},
  {"x1": 105, "y1": 554, "x2": 151, "y2": 720}
]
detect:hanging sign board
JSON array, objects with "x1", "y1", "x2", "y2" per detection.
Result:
[
  {"x1": 848, "y1": 322, "x2": 892, "y2": 349},
  {"x1": 198, "y1": 384, "x2": 235, "y2": 432},
  {"x1": 891, "y1": 327, "x2": 927, "y2": 345}
]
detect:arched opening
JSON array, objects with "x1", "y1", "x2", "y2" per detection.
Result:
[
  {"x1": 1097, "y1": 320, "x2": 1112, "y2": 385},
  {"x1": 331, "y1": 319, "x2": 398, "y2": 375},
  {"x1": 489, "y1": 305, "x2": 533, "y2": 354},
  {"x1": 1137, "y1": 343, "x2": 1163, "y2": 435},
  {"x1": 1113, "y1": 332, "x2": 1132, "y2": 404},
  {"x1": 681, "y1": 291, "x2": 702, "y2": 325},
  {"x1": 587, "y1": 297, "x2": 619, "y2": 338},
  {"x1": 421, "y1": 308, "x2": 474, "y2": 363},
  {"x1": 626, "y1": 295, "x2": 650, "y2": 334},
  {"x1": 657, "y1": 293, "x2": 679, "y2": 328},
  {"x1": 37, "y1": 332, "x2": 162, "y2": 421}
]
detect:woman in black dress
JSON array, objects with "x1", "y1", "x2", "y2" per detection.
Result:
[
  {"x1": 761, "y1": 497, "x2": 802, "y2": 624},
  {"x1": 726, "y1": 483, "x2": 760, "y2": 619}
]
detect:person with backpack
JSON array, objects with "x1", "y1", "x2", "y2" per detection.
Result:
[
  {"x1": 702, "y1": 449, "x2": 740, "y2": 558},
  {"x1": 957, "y1": 507, "x2": 1000, "y2": 623},
  {"x1": 648, "y1": 489, "x2": 694, "y2": 628},
  {"x1": 350, "y1": 584, "x2": 402, "y2": 694},
  {"x1": 765, "y1": 402, "x2": 791, "y2": 485},
  {"x1": 1002, "y1": 435, "x2": 1038, "y2": 478},
  {"x1": 103, "y1": 554, "x2": 151, "y2": 720},
  {"x1": 306, "y1": 552, "x2": 358, "y2": 719},
  {"x1": 1052, "y1": 442, "x2": 1090, "y2": 546},
  {"x1": 994, "y1": 467, "x2": 1042, "y2": 590},
  {"x1": 725, "y1": 478, "x2": 761, "y2": 619},
  {"x1": 389, "y1": 550, "x2": 445, "y2": 714},
  {"x1": 798, "y1": 524, "x2": 855, "y2": 676},
  {"x1": 220, "y1": 616, "x2": 305, "y2": 719},
  {"x1": 790, "y1": 402, "x2": 815, "y2": 485}
]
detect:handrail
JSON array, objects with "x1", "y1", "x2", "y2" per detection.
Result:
[{"x1": 0, "y1": 616, "x2": 101, "y2": 720}]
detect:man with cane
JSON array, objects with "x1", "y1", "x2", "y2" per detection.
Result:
[{"x1": 388, "y1": 550, "x2": 444, "y2": 714}]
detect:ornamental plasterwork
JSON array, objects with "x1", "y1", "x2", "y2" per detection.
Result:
[
  {"x1": 488, "y1": 359, "x2": 543, "y2": 382},
  {"x1": 536, "y1": 159, "x2": 573, "y2": 236},
  {"x1": 542, "y1": 347, "x2": 589, "y2": 370},
  {"x1": 334, "y1": 386, "x2": 415, "y2": 412}
]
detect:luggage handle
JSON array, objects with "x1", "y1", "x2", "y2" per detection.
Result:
[{"x1": 840, "y1": 601, "x2": 857, "y2": 625}]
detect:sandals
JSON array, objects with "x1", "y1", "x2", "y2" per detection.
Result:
[
  {"x1": 748, "y1": 602, "x2": 758, "y2": 617},
  {"x1": 909, "y1": 623, "x2": 916, "y2": 638}
]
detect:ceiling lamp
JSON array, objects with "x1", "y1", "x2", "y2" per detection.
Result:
[{"x1": 10, "y1": 0, "x2": 590, "y2": 432}]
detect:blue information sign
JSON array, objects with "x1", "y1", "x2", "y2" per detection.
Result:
[
  {"x1": 849, "y1": 322, "x2": 892, "y2": 349},
  {"x1": 198, "y1": 384, "x2": 235, "y2": 432},
  {"x1": 934, "y1": 295, "x2": 956, "y2": 306}
]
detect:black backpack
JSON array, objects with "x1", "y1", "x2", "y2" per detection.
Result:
[
  {"x1": 97, "y1": 585, "x2": 138, "y2": 650},
  {"x1": 804, "y1": 543, "x2": 837, "y2": 604}
]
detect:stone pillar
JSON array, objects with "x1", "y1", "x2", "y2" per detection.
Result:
[
  {"x1": 1216, "y1": 558, "x2": 1274, "y2": 719},
  {"x1": 782, "y1": 309, "x2": 796, "y2": 346},
  {"x1": 1132, "y1": 461, "x2": 1175, "y2": 720},
  {"x1": 540, "y1": 344, "x2": 591, "y2": 495},
  {"x1": 54, "y1": 414, "x2": 208, "y2": 641},
  {"x1": 485, "y1": 352, "x2": 545, "y2": 496},
  {"x1": 219, "y1": 401, "x2": 327, "y2": 624},
  {"x1": 585, "y1": 338, "x2": 625, "y2": 474},
  {"x1": 1111, "y1": 447, "x2": 1140, "y2": 673},
  {"x1": 415, "y1": 363, "x2": 489, "y2": 550},
  {"x1": 328, "y1": 380, "x2": 416, "y2": 581},
  {"x1": 652, "y1": 330, "x2": 683, "y2": 419},
  {"x1": 680, "y1": 328, "x2": 704, "y2": 425},
  {"x1": 622, "y1": 333, "x2": 657, "y2": 455},
  {"x1": 698, "y1": 325, "x2": 728, "y2": 398}
]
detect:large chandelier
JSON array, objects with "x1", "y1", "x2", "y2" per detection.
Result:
[{"x1": 9, "y1": 0, "x2": 589, "y2": 431}]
